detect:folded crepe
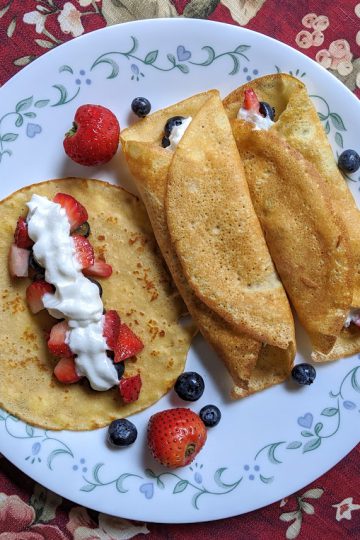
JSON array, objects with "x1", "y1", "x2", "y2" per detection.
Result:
[
  {"x1": 121, "y1": 91, "x2": 295, "y2": 398},
  {"x1": 224, "y1": 74, "x2": 359, "y2": 361},
  {"x1": 0, "y1": 178, "x2": 194, "y2": 430}
]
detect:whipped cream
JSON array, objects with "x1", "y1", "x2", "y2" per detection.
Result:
[
  {"x1": 167, "y1": 116, "x2": 192, "y2": 150},
  {"x1": 344, "y1": 308, "x2": 360, "y2": 328},
  {"x1": 27, "y1": 194, "x2": 118, "y2": 391},
  {"x1": 237, "y1": 108, "x2": 274, "y2": 131}
]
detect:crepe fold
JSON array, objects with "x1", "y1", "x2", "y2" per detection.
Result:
[
  {"x1": 0, "y1": 179, "x2": 194, "y2": 430},
  {"x1": 224, "y1": 73, "x2": 360, "y2": 360},
  {"x1": 121, "y1": 91, "x2": 295, "y2": 398}
]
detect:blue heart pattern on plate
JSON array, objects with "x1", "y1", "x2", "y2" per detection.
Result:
[
  {"x1": 26, "y1": 123, "x2": 42, "y2": 138},
  {"x1": 177, "y1": 45, "x2": 191, "y2": 62},
  {"x1": 139, "y1": 482, "x2": 154, "y2": 499},
  {"x1": 297, "y1": 413, "x2": 313, "y2": 429}
]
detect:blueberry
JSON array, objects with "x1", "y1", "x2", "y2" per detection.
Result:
[
  {"x1": 107, "y1": 419, "x2": 137, "y2": 447},
  {"x1": 114, "y1": 361, "x2": 125, "y2": 380},
  {"x1": 174, "y1": 371, "x2": 205, "y2": 401},
  {"x1": 29, "y1": 251, "x2": 45, "y2": 279},
  {"x1": 131, "y1": 97, "x2": 151, "y2": 118},
  {"x1": 259, "y1": 101, "x2": 275, "y2": 121},
  {"x1": 161, "y1": 136, "x2": 170, "y2": 148},
  {"x1": 164, "y1": 116, "x2": 186, "y2": 138},
  {"x1": 291, "y1": 363, "x2": 316, "y2": 385},
  {"x1": 73, "y1": 221, "x2": 90, "y2": 238},
  {"x1": 199, "y1": 404, "x2": 221, "y2": 427},
  {"x1": 87, "y1": 277, "x2": 102, "y2": 297},
  {"x1": 338, "y1": 149, "x2": 360, "y2": 173}
]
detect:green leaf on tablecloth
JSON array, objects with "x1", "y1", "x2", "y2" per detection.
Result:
[
  {"x1": 314, "y1": 422, "x2": 323, "y2": 436},
  {"x1": 16, "y1": 96, "x2": 33, "y2": 113},
  {"x1": 317, "y1": 112, "x2": 327, "y2": 121},
  {"x1": 235, "y1": 45, "x2": 251, "y2": 53},
  {"x1": 299, "y1": 501, "x2": 314, "y2": 515},
  {"x1": 0, "y1": 4, "x2": 10, "y2": 18},
  {"x1": 116, "y1": 473, "x2": 135, "y2": 493},
  {"x1": 14, "y1": 56, "x2": 36, "y2": 67},
  {"x1": 30, "y1": 483, "x2": 62, "y2": 524},
  {"x1": 301, "y1": 488, "x2": 324, "y2": 500},
  {"x1": 228, "y1": 53, "x2": 240, "y2": 75},
  {"x1": 156, "y1": 477, "x2": 165, "y2": 489},
  {"x1": 183, "y1": 0, "x2": 220, "y2": 19},
  {"x1": 15, "y1": 116, "x2": 23, "y2": 127},
  {"x1": 173, "y1": 480, "x2": 189, "y2": 494},
  {"x1": 167, "y1": 53, "x2": 176, "y2": 66},
  {"x1": 329, "y1": 112, "x2": 346, "y2": 131},
  {"x1": 7, "y1": 17, "x2": 16, "y2": 38},
  {"x1": 279, "y1": 510, "x2": 300, "y2": 522},
  {"x1": 260, "y1": 474, "x2": 274, "y2": 484},
  {"x1": 198, "y1": 46, "x2": 215, "y2": 66},
  {"x1": 92, "y1": 463, "x2": 104, "y2": 483},
  {"x1": 24, "y1": 112, "x2": 36, "y2": 118},
  {"x1": 35, "y1": 39, "x2": 55, "y2": 49},
  {"x1": 324, "y1": 120, "x2": 330, "y2": 134}
]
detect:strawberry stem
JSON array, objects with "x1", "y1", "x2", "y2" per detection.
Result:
[{"x1": 65, "y1": 122, "x2": 77, "y2": 138}]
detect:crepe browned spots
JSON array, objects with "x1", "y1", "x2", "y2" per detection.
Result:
[{"x1": 0, "y1": 179, "x2": 194, "y2": 430}]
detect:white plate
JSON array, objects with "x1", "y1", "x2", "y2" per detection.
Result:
[{"x1": 0, "y1": 19, "x2": 360, "y2": 524}]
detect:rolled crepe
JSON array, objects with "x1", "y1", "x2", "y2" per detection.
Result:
[
  {"x1": 121, "y1": 91, "x2": 295, "y2": 397},
  {"x1": 224, "y1": 74, "x2": 358, "y2": 360}
]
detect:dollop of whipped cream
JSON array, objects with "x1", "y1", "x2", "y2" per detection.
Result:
[
  {"x1": 237, "y1": 108, "x2": 274, "y2": 131},
  {"x1": 344, "y1": 308, "x2": 360, "y2": 328},
  {"x1": 27, "y1": 194, "x2": 118, "y2": 391},
  {"x1": 167, "y1": 116, "x2": 192, "y2": 150}
]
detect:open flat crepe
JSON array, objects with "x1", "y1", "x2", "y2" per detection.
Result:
[
  {"x1": 224, "y1": 74, "x2": 360, "y2": 360},
  {"x1": 0, "y1": 178, "x2": 194, "y2": 430},
  {"x1": 121, "y1": 91, "x2": 295, "y2": 398}
]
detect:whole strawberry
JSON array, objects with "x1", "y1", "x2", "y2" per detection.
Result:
[
  {"x1": 147, "y1": 408, "x2": 207, "y2": 468},
  {"x1": 63, "y1": 104, "x2": 120, "y2": 166}
]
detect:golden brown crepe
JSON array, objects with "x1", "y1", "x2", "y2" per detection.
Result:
[
  {"x1": 0, "y1": 178, "x2": 194, "y2": 430},
  {"x1": 224, "y1": 73, "x2": 360, "y2": 360},
  {"x1": 121, "y1": 91, "x2": 295, "y2": 398}
]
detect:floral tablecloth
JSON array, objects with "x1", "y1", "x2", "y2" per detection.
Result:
[{"x1": 0, "y1": 1, "x2": 359, "y2": 538}]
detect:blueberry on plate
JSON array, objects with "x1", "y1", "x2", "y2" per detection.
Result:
[
  {"x1": 164, "y1": 116, "x2": 186, "y2": 138},
  {"x1": 291, "y1": 363, "x2": 316, "y2": 385},
  {"x1": 199, "y1": 404, "x2": 221, "y2": 427},
  {"x1": 338, "y1": 149, "x2": 360, "y2": 173},
  {"x1": 259, "y1": 101, "x2": 275, "y2": 121},
  {"x1": 73, "y1": 221, "x2": 90, "y2": 238},
  {"x1": 174, "y1": 371, "x2": 205, "y2": 401},
  {"x1": 107, "y1": 418, "x2": 137, "y2": 447},
  {"x1": 161, "y1": 135, "x2": 170, "y2": 148},
  {"x1": 131, "y1": 97, "x2": 151, "y2": 118},
  {"x1": 113, "y1": 360, "x2": 125, "y2": 380}
]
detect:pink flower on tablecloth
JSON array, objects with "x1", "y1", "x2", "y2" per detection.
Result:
[
  {"x1": 329, "y1": 39, "x2": 351, "y2": 59},
  {"x1": 66, "y1": 506, "x2": 149, "y2": 540},
  {"x1": 0, "y1": 492, "x2": 66, "y2": 540},
  {"x1": 312, "y1": 15, "x2": 329, "y2": 32},
  {"x1": 316, "y1": 49, "x2": 332, "y2": 69},
  {"x1": 311, "y1": 30, "x2": 324, "y2": 47},
  {"x1": 58, "y1": 2, "x2": 84, "y2": 38},
  {"x1": 301, "y1": 13, "x2": 317, "y2": 28},
  {"x1": 295, "y1": 30, "x2": 313, "y2": 49},
  {"x1": 332, "y1": 497, "x2": 360, "y2": 521},
  {"x1": 23, "y1": 10, "x2": 47, "y2": 34}
]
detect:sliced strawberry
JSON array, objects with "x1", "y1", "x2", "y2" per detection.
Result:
[
  {"x1": 83, "y1": 259, "x2": 112, "y2": 278},
  {"x1": 115, "y1": 323, "x2": 144, "y2": 363},
  {"x1": 48, "y1": 320, "x2": 72, "y2": 358},
  {"x1": 53, "y1": 193, "x2": 88, "y2": 232},
  {"x1": 103, "y1": 310, "x2": 120, "y2": 351},
  {"x1": 26, "y1": 280, "x2": 54, "y2": 313},
  {"x1": 8, "y1": 244, "x2": 30, "y2": 277},
  {"x1": 54, "y1": 356, "x2": 81, "y2": 384},
  {"x1": 14, "y1": 216, "x2": 33, "y2": 249},
  {"x1": 243, "y1": 88, "x2": 260, "y2": 113},
  {"x1": 72, "y1": 234, "x2": 94, "y2": 269},
  {"x1": 119, "y1": 374, "x2": 142, "y2": 403}
]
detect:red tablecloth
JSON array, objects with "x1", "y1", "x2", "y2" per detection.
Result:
[{"x1": 0, "y1": 1, "x2": 359, "y2": 538}]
